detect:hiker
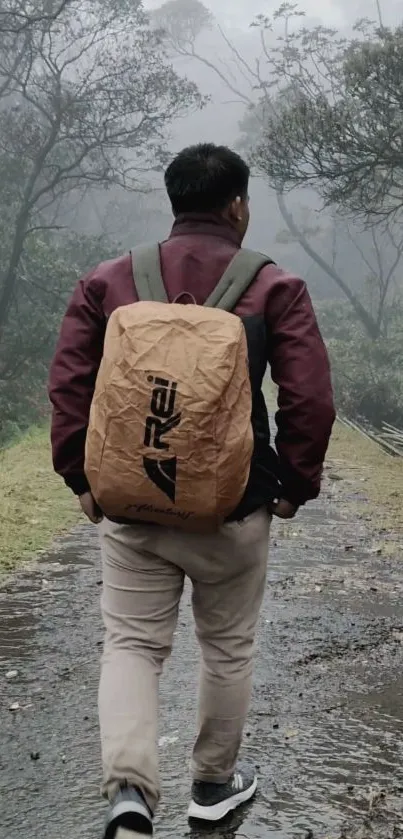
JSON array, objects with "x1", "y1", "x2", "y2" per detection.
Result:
[{"x1": 49, "y1": 143, "x2": 335, "y2": 839}]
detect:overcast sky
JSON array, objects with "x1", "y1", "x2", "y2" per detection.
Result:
[
  {"x1": 143, "y1": 0, "x2": 401, "y2": 265},
  {"x1": 146, "y1": 0, "x2": 401, "y2": 28}
]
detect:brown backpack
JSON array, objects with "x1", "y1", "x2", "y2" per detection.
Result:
[{"x1": 85, "y1": 244, "x2": 270, "y2": 532}]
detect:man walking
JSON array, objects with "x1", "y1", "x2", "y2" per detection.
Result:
[{"x1": 49, "y1": 144, "x2": 335, "y2": 838}]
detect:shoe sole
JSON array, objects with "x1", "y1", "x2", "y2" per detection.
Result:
[
  {"x1": 105, "y1": 798, "x2": 153, "y2": 839},
  {"x1": 187, "y1": 776, "x2": 258, "y2": 822}
]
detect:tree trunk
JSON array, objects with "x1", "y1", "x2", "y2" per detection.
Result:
[
  {"x1": 276, "y1": 192, "x2": 381, "y2": 340},
  {"x1": 0, "y1": 207, "x2": 30, "y2": 339}
]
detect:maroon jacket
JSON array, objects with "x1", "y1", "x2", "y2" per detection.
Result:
[{"x1": 49, "y1": 214, "x2": 335, "y2": 508}]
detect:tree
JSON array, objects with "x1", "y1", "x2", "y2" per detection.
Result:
[
  {"x1": 0, "y1": 0, "x2": 205, "y2": 440},
  {"x1": 0, "y1": 1, "x2": 72, "y2": 33},
  {"x1": 274, "y1": 203, "x2": 403, "y2": 339},
  {"x1": 153, "y1": 0, "x2": 212, "y2": 53},
  {"x1": 0, "y1": 228, "x2": 117, "y2": 441},
  {"x1": 0, "y1": 0, "x2": 203, "y2": 341},
  {"x1": 155, "y1": 0, "x2": 403, "y2": 339},
  {"x1": 253, "y1": 19, "x2": 403, "y2": 221}
]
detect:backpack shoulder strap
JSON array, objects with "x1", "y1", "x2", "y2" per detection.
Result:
[
  {"x1": 205, "y1": 249, "x2": 273, "y2": 312},
  {"x1": 130, "y1": 244, "x2": 168, "y2": 303}
]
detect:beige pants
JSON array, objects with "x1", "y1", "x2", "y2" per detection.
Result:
[{"x1": 99, "y1": 509, "x2": 270, "y2": 813}]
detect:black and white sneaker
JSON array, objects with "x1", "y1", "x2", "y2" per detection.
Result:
[
  {"x1": 104, "y1": 786, "x2": 153, "y2": 839},
  {"x1": 188, "y1": 763, "x2": 257, "y2": 822}
]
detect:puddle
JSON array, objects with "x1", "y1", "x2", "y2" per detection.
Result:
[
  {"x1": 246, "y1": 680, "x2": 403, "y2": 838},
  {"x1": 0, "y1": 597, "x2": 39, "y2": 662},
  {"x1": 1, "y1": 499, "x2": 403, "y2": 839},
  {"x1": 0, "y1": 527, "x2": 99, "y2": 662}
]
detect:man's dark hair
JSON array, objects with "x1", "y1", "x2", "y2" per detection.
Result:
[{"x1": 164, "y1": 143, "x2": 250, "y2": 215}]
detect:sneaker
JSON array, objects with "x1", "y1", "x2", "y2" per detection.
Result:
[
  {"x1": 104, "y1": 787, "x2": 153, "y2": 839},
  {"x1": 188, "y1": 763, "x2": 257, "y2": 822}
]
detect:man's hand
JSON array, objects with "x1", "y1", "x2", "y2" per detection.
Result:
[
  {"x1": 269, "y1": 499, "x2": 298, "y2": 520},
  {"x1": 79, "y1": 492, "x2": 103, "y2": 524}
]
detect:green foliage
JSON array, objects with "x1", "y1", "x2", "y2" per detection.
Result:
[
  {"x1": 0, "y1": 0, "x2": 204, "y2": 443},
  {"x1": 319, "y1": 301, "x2": 403, "y2": 428},
  {"x1": 252, "y1": 18, "x2": 403, "y2": 221},
  {"x1": 0, "y1": 425, "x2": 80, "y2": 571},
  {"x1": 0, "y1": 229, "x2": 117, "y2": 444}
]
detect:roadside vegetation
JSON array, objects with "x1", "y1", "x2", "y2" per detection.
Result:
[
  {"x1": 1, "y1": 417, "x2": 401, "y2": 575},
  {"x1": 156, "y1": 0, "x2": 403, "y2": 432},
  {"x1": 0, "y1": 427, "x2": 79, "y2": 572},
  {"x1": 328, "y1": 423, "x2": 403, "y2": 536},
  {"x1": 0, "y1": 1, "x2": 401, "y2": 571}
]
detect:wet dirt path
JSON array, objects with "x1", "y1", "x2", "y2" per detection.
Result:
[{"x1": 1, "y1": 467, "x2": 403, "y2": 839}]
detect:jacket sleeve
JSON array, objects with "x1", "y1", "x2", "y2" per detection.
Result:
[
  {"x1": 48, "y1": 273, "x2": 105, "y2": 495},
  {"x1": 265, "y1": 271, "x2": 336, "y2": 507}
]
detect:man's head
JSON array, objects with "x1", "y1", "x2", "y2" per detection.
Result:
[{"x1": 164, "y1": 143, "x2": 250, "y2": 240}]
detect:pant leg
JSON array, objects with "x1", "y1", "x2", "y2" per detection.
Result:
[
  {"x1": 190, "y1": 509, "x2": 270, "y2": 783},
  {"x1": 98, "y1": 520, "x2": 184, "y2": 813}
]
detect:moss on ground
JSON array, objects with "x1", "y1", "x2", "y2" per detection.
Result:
[{"x1": 0, "y1": 426, "x2": 80, "y2": 572}]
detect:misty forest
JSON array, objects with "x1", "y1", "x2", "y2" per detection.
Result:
[
  {"x1": 2, "y1": 3, "x2": 403, "y2": 833},
  {"x1": 0, "y1": 0, "x2": 402, "y2": 443}
]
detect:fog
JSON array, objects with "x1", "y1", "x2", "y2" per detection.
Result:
[
  {"x1": 146, "y1": 0, "x2": 401, "y2": 28},
  {"x1": 0, "y1": 0, "x2": 402, "y2": 443}
]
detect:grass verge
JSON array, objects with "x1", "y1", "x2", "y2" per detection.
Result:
[
  {"x1": 264, "y1": 378, "x2": 403, "y2": 533},
  {"x1": 1, "y1": 410, "x2": 401, "y2": 574},
  {"x1": 328, "y1": 421, "x2": 403, "y2": 534},
  {"x1": 0, "y1": 426, "x2": 80, "y2": 573}
]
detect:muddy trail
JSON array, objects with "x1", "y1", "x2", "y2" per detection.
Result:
[{"x1": 1, "y1": 467, "x2": 403, "y2": 839}]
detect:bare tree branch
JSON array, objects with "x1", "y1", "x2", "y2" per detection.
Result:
[
  {"x1": 154, "y1": 0, "x2": 402, "y2": 338},
  {"x1": 0, "y1": 1, "x2": 73, "y2": 34},
  {"x1": 276, "y1": 192, "x2": 380, "y2": 338},
  {"x1": 0, "y1": 0, "x2": 204, "y2": 341},
  {"x1": 252, "y1": 19, "x2": 403, "y2": 221}
]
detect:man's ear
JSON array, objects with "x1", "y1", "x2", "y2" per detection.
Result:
[{"x1": 229, "y1": 196, "x2": 243, "y2": 223}]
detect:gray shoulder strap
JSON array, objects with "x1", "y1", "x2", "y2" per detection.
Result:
[
  {"x1": 204, "y1": 249, "x2": 273, "y2": 312},
  {"x1": 130, "y1": 244, "x2": 168, "y2": 303}
]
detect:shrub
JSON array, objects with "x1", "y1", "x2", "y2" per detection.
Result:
[{"x1": 318, "y1": 301, "x2": 403, "y2": 429}]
